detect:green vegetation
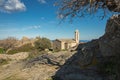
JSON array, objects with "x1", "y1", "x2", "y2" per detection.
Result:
[
  {"x1": 0, "y1": 48, "x2": 5, "y2": 54},
  {"x1": 53, "y1": 49, "x2": 66, "y2": 53},
  {"x1": 26, "y1": 37, "x2": 52, "y2": 60},
  {"x1": 35, "y1": 37, "x2": 51, "y2": 51},
  {"x1": 0, "y1": 59, "x2": 9, "y2": 66},
  {"x1": 53, "y1": 49, "x2": 60, "y2": 52},
  {"x1": 7, "y1": 43, "x2": 35, "y2": 54},
  {"x1": 0, "y1": 36, "x2": 52, "y2": 59},
  {"x1": 27, "y1": 50, "x2": 46, "y2": 60}
]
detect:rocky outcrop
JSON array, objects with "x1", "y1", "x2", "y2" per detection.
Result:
[
  {"x1": 53, "y1": 14, "x2": 120, "y2": 80},
  {"x1": 0, "y1": 51, "x2": 75, "y2": 80},
  {"x1": 99, "y1": 15, "x2": 120, "y2": 56},
  {"x1": 25, "y1": 51, "x2": 75, "y2": 68},
  {"x1": 0, "y1": 52, "x2": 29, "y2": 61},
  {"x1": 53, "y1": 40, "x2": 103, "y2": 80}
]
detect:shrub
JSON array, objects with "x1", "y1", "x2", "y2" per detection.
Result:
[
  {"x1": 0, "y1": 48, "x2": 5, "y2": 54},
  {"x1": 27, "y1": 50, "x2": 46, "y2": 60},
  {"x1": 35, "y1": 37, "x2": 51, "y2": 51},
  {"x1": 0, "y1": 59, "x2": 9, "y2": 65},
  {"x1": 7, "y1": 43, "x2": 35, "y2": 54}
]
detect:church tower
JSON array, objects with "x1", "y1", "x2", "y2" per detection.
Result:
[{"x1": 75, "y1": 29, "x2": 79, "y2": 44}]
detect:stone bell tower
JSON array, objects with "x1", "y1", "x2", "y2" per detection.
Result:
[{"x1": 75, "y1": 29, "x2": 79, "y2": 44}]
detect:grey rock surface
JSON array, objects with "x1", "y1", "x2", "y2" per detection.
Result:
[
  {"x1": 53, "y1": 14, "x2": 120, "y2": 80},
  {"x1": 99, "y1": 14, "x2": 120, "y2": 56}
]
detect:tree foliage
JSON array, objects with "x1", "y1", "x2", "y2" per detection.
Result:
[
  {"x1": 57, "y1": 0, "x2": 120, "y2": 20},
  {"x1": 34, "y1": 37, "x2": 51, "y2": 51}
]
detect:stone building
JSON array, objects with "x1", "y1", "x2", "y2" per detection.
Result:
[{"x1": 53, "y1": 30, "x2": 79, "y2": 50}]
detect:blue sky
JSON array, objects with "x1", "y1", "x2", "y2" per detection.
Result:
[{"x1": 0, "y1": 0, "x2": 111, "y2": 40}]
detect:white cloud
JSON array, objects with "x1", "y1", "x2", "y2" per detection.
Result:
[
  {"x1": 38, "y1": 0, "x2": 46, "y2": 4},
  {"x1": 22, "y1": 25, "x2": 41, "y2": 31},
  {"x1": 0, "y1": 0, "x2": 26, "y2": 13},
  {"x1": 31, "y1": 25, "x2": 41, "y2": 29}
]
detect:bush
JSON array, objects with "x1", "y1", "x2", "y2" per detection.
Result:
[
  {"x1": 27, "y1": 50, "x2": 46, "y2": 60},
  {"x1": 0, "y1": 59, "x2": 9, "y2": 65},
  {"x1": 35, "y1": 37, "x2": 51, "y2": 51},
  {"x1": 0, "y1": 48, "x2": 5, "y2": 54},
  {"x1": 7, "y1": 43, "x2": 35, "y2": 54}
]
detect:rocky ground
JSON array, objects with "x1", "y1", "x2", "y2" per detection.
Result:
[{"x1": 0, "y1": 50, "x2": 76, "y2": 80}]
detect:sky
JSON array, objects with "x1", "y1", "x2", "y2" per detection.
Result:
[{"x1": 0, "y1": 0, "x2": 111, "y2": 40}]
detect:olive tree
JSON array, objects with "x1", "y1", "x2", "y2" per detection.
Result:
[
  {"x1": 34, "y1": 37, "x2": 51, "y2": 51},
  {"x1": 57, "y1": 0, "x2": 120, "y2": 20}
]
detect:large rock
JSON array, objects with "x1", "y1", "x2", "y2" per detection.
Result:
[
  {"x1": 99, "y1": 14, "x2": 120, "y2": 56},
  {"x1": 53, "y1": 14, "x2": 120, "y2": 80},
  {"x1": 25, "y1": 51, "x2": 74, "y2": 68},
  {"x1": 78, "y1": 39, "x2": 101, "y2": 66},
  {"x1": 52, "y1": 40, "x2": 102, "y2": 80}
]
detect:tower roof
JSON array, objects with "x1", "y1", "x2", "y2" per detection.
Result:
[{"x1": 75, "y1": 29, "x2": 79, "y2": 32}]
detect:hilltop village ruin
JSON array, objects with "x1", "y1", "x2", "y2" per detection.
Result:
[{"x1": 53, "y1": 30, "x2": 79, "y2": 50}]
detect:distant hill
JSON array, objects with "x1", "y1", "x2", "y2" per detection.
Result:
[{"x1": 80, "y1": 40, "x2": 90, "y2": 42}]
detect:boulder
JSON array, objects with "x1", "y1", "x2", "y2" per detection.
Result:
[
  {"x1": 99, "y1": 14, "x2": 120, "y2": 56},
  {"x1": 25, "y1": 51, "x2": 74, "y2": 68},
  {"x1": 53, "y1": 14, "x2": 120, "y2": 80},
  {"x1": 76, "y1": 39, "x2": 100, "y2": 66}
]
